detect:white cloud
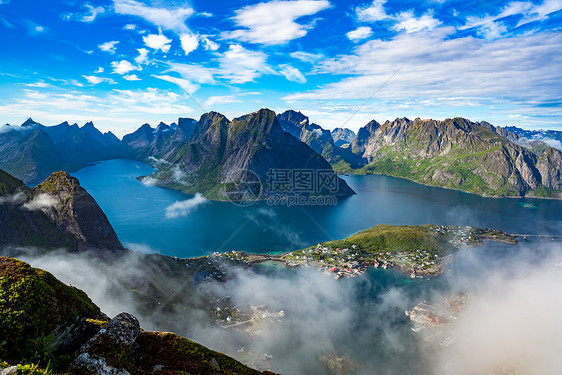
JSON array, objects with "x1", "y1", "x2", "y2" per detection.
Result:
[
  {"x1": 26, "y1": 21, "x2": 46, "y2": 35},
  {"x1": 204, "y1": 95, "x2": 242, "y2": 107},
  {"x1": 477, "y1": 21, "x2": 508, "y2": 40},
  {"x1": 143, "y1": 33, "x2": 172, "y2": 53},
  {"x1": 98, "y1": 40, "x2": 119, "y2": 54},
  {"x1": 218, "y1": 44, "x2": 273, "y2": 83},
  {"x1": 123, "y1": 74, "x2": 141, "y2": 81},
  {"x1": 346, "y1": 26, "x2": 373, "y2": 41},
  {"x1": 392, "y1": 11, "x2": 441, "y2": 33},
  {"x1": 180, "y1": 33, "x2": 199, "y2": 55},
  {"x1": 225, "y1": 0, "x2": 331, "y2": 45},
  {"x1": 278, "y1": 64, "x2": 306, "y2": 83},
  {"x1": 23, "y1": 193, "x2": 57, "y2": 211},
  {"x1": 461, "y1": 0, "x2": 562, "y2": 32},
  {"x1": 166, "y1": 62, "x2": 216, "y2": 84},
  {"x1": 62, "y1": 4, "x2": 105, "y2": 22},
  {"x1": 24, "y1": 81, "x2": 51, "y2": 88},
  {"x1": 283, "y1": 28, "x2": 562, "y2": 127},
  {"x1": 152, "y1": 75, "x2": 199, "y2": 94},
  {"x1": 111, "y1": 60, "x2": 138, "y2": 75},
  {"x1": 135, "y1": 48, "x2": 149, "y2": 64},
  {"x1": 82, "y1": 75, "x2": 116, "y2": 85},
  {"x1": 0, "y1": 192, "x2": 26, "y2": 205},
  {"x1": 290, "y1": 51, "x2": 324, "y2": 63},
  {"x1": 165, "y1": 193, "x2": 207, "y2": 218},
  {"x1": 94, "y1": 67, "x2": 104, "y2": 73},
  {"x1": 123, "y1": 23, "x2": 136, "y2": 30},
  {"x1": 354, "y1": 0, "x2": 389, "y2": 22},
  {"x1": 202, "y1": 37, "x2": 219, "y2": 51},
  {"x1": 353, "y1": 1, "x2": 440, "y2": 34},
  {"x1": 113, "y1": 0, "x2": 194, "y2": 33}
]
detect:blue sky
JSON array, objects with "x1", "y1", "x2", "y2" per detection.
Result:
[{"x1": 0, "y1": 0, "x2": 561, "y2": 136}]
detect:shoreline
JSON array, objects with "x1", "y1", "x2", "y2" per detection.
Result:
[{"x1": 339, "y1": 170, "x2": 562, "y2": 201}]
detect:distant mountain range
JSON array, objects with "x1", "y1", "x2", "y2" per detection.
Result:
[
  {"x1": 349, "y1": 117, "x2": 562, "y2": 198},
  {"x1": 0, "y1": 118, "x2": 131, "y2": 185},
  {"x1": 2, "y1": 110, "x2": 562, "y2": 199}
]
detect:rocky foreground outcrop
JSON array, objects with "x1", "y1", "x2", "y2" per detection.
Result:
[
  {"x1": 0, "y1": 257, "x2": 277, "y2": 375},
  {"x1": 350, "y1": 117, "x2": 562, "y2": 198}
]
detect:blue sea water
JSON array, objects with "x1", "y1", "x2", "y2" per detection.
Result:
[{"x1": 71, "y1": 159, "x2": 562, "y2": 258}]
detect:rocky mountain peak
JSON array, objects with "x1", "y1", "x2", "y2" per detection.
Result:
[
  {"x1": 21, "y1": 118, "x2": 41, "y2": 128},
  {"x1": 32, "y1": 171, "x2": 124, "y2": 250}
]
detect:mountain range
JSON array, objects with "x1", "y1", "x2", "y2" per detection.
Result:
[
  {"x1": 349, "y1": 117, "x2": 562, "y2": 198},
  {"x1": 2, "y1": 109, "x2": 562, "y2": 199}
]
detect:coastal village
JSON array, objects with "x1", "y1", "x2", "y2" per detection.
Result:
[
  {"x1": 406, "y1": 294, "x2": 523, "y2": 375},
  {"x1": 229, "y1": 225, "x2": 517, "y2": 279}
]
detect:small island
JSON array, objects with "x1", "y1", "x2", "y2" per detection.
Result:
[{"x1": 211, "y1": 224, "x2": 517, "y2": 278}]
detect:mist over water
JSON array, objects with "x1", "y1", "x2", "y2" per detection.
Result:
[{"x1": 18, "y1": 240, "x2": 562, "y2": 374}]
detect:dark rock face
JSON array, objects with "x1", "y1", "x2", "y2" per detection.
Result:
[
  {"x1": 123, "y1": 118, "x2": 198, "y2": 161},
  {"x1": 0, "y1": 169, "x2": 123, "y2": 250},
  {"x1": 350, "y1": 117, "x2": 562, "y2": 197},
  {"x1": 31, "y1": 172, "x2": 124, "y2": 250},
  {"x1": 277, "y1": 110, "x2": 362, "y2": 168},
  {"x1": 156, "y1": 109, "x2": 355, "y2": 199},
  {"x1": 331, "y1": 128, "x2": 356, "y2": 147},
  {"x1": 537, "y1": 147, "x2": 562, "y2": 189}
]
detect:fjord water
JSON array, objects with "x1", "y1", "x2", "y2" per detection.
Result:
[{"x1": 72, "y1": 159, "x2": 562, "y2": 258}]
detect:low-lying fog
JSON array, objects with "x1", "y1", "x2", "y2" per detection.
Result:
[{"x1": 17, "y1": 241, "x2": 562, "y2": 375}]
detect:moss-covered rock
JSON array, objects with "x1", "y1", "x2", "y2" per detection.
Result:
[
  {"x1": 127, "y1": 331, "x2": 278, "y2": 375},
  {"x1": 0, "y1": 257, "x2": 103, "y2": 364}
]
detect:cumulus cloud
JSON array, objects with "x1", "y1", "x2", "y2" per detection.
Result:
[
  {"x1": 98, "y1": 40, "x2": 119, "y2": 54},
  {"x1": 135, "y1": 48, "x2": 150, "y2": 64},
  {"x1": 179, "y1": 33, "x2": 199, "y2": 55},
  {"x1": 225, "y1": 0, "x2": 331, "y2": 45},
  {"x1": 165, "y1": 193, "x2": 207, "y2": 218},
  {"x1": 391, "y1": 11, "x2": 440, "y2": 33},
  {"x1": 143, "y1": 33, "x2": 172, "y2": 53},
  {"x1": 218, "y1": 44, "x2": 273, "y2": 84},
  {"x1": 346, "y1": 26, "x2": 373, "y2": 41},
  {"x1": 22, "y1": 193, "x2": 56, "y2": 211},
  {"x1": 354, "y1": 0, "x2": 389, "y2": 22},
  {"x1": 94, "y1": 67, "x2": 104, "y2": 74},
  {"x1": 201, "y1": 37, "x2": 219, "y2": 51},
  {"x1": 123, "y1": 74, "x2": 141, "y2": 81},
  {"x1": 111, "y1": 60, "x2": 138, "y2": 75}
]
